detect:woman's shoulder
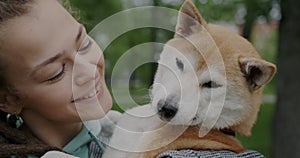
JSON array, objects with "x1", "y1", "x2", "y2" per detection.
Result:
[{"x1": 157, "y1": 149, "x2": 265, "y2": 158}]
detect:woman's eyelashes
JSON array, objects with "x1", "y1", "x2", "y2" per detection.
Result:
[{"x1": 46, "y1": 64, "x2": 66, "y2": 83}]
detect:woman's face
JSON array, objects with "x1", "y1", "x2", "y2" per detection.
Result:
[{"x1": 0, "y1": 0, "x2": 112, "y2": 123}]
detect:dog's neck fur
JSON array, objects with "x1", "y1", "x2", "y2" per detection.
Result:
[{"x1": 143, "y1": 126, "x2": 244, "y2": 157}]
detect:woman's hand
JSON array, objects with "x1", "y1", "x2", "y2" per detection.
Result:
[{"x1": 41, "y1": 151, "x2": 79, "y2": 158}]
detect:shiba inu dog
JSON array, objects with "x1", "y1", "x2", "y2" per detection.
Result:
[{"x1": 103, "y1": 0, "x2": 276, "y2": 157}]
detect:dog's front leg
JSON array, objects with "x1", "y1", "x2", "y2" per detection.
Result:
[{"x1": 103, "y1": 104, "x2": 163, "y2": 158}]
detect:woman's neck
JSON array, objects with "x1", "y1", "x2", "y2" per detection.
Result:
[{"x1": 21, "y1": 109, "x2": 83, "y2": 149}]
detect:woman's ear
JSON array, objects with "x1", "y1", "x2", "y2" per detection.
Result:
[{"x1": 0, "y1": 91, "x2": 22, "y2": 114}]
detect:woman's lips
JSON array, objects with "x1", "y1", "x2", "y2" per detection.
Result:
[{"x1": 71, "y1": 79, "x2": 103, "y2": 103}]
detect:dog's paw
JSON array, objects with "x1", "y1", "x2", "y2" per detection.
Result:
[{"x1": 99, "y1": 110, "x2": 122, "y2": 144}]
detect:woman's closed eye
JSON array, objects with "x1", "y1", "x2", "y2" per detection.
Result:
[
  {"x1": 46, "y1": 64, "x2": 66, "y2": 83},
  {"x1": 78, "y1": 36, "x2": 92, "y2": 52}
]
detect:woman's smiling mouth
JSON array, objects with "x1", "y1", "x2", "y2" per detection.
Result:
[{"x1": 71, "y1": 79, "x2": 103, "y2": 103}]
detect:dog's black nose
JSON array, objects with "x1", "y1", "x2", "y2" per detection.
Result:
[{"x1": 157, "y1": 100, "x2": 178, "y2": 121}]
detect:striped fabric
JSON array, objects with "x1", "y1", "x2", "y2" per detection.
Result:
[
  {"x1": 89, "y1": 141, "x2": 103, "y2": 158},
  {"x1": 156, "y1": 149, "x2": 265, "y2": 158}
]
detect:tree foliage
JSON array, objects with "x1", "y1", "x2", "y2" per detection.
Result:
[{"x1": 70, "y1": 0, "x2": 123, "y2": 31}]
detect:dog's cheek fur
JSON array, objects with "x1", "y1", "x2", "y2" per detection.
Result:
[
  {"x1": 152, "y1": 45, "x2": 201, "y2": 123},
  {"x1": 215, "y1": 81, "x2": 251, "y2": 129},
  {"x1": 231, "y1": 88, "x2": 263, "y2": 136}
]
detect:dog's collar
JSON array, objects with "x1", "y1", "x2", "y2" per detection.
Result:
[
  {"x1": 143, "y1": 126, "x2": 245, "y2": 157},
  {"x1": 220, "y1": 129, "x2": 236, "y2": 137}
]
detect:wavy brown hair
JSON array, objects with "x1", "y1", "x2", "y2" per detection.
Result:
[{"x1": 0, "y1": 112, "x2": 59, "y2": 158}]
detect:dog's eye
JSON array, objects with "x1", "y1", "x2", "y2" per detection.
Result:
[
  {"x1": 201, "y1": 81, "x2": 222, "y2": 88},
  {"x1": 176, "y1": 58, "x2": 184, "y2": 71}
]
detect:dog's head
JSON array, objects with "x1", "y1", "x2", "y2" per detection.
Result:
[{"x1": 151, "y1": 0, "x2": 276, "y2": 136}]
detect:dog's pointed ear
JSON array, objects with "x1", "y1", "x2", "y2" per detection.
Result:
[
  {"x1": 175, "y1": 0, "x2": 207, "y2": 38},
  {"x1": 239, "y1": 57, "x2": 276, "y2": 91}
]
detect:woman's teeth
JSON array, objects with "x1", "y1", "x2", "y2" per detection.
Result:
[{"x1": 77, "y1": 85, "x2": 101, "y2": 101}]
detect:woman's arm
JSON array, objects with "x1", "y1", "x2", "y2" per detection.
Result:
[{"x1": 157, "y1": 149, "x2": 265, "y2": 158}]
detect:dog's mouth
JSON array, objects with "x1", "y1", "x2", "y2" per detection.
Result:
[
  {"x1": 192, "y1": 116, "x2": 198, "y2": 121},
  {"x1": 188, "y1": 115, "x2": 199, "y2": 125}
]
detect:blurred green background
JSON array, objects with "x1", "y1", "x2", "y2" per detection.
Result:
[{"x1": 68, "y1": 0, "x2": 281, "y2": 157}]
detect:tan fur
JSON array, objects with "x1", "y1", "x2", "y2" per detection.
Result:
[
  {"x1": 103, "y1": 0, "x2": 276, "y2": 157},
  {"x1": 172, "y1": 0, "x2": 276, "y2": 136},
  {"x1": 142, "y1": 126, "x2": 244, "y2": 157}
]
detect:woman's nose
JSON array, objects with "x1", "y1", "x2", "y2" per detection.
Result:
[
  {"x1": 72, "y1": 37, "x2": 103, "y2": 86},
  {"x1": 73, "y1": 56, "x2": 98, "y2": 86}
]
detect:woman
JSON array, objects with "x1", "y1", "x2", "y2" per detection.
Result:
[{"x1": 0, "y1": 0, "x2": 114, "y2": 157}]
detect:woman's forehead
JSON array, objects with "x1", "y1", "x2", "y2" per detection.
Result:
[{"x1": 1, "y1": 0, "x2": 78, "y2": 66}]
